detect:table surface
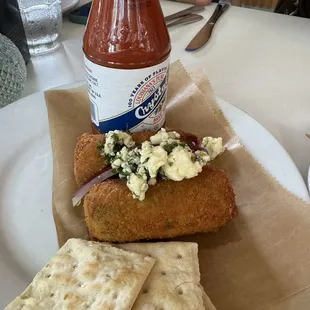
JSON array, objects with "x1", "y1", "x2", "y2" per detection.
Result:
[{"x1": 22, "y1": 1, "x2": 310, "y2": 181}]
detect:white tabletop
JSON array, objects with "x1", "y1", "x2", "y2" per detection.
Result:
[{"x1": 22, "y1": 1, "x2": 310, "y2": 181}]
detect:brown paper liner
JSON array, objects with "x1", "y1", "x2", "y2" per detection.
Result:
[{"x1": 45, "y1": 61, "x2": 310, "y2": 310}]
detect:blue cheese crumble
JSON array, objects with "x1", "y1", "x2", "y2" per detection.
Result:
[
  {"x1": 140, "y1": 142, "x2": 168, "y2": 178},
  {"x1": 201, "y1": 137, "x2": 224, "y2": 160},
  {"x1": 127, "y1": 173, "x2": 149, "y2": 201},
  {"x1": 150, "y1": 128, "x2": 180, "y2": 145},
  {"x1": 98, "y1": 129, "x2": 225, "y2": 201},
  {"x1": 103, "y1": 130, "x2": 135, "y2": 156},
  {"x1": 162, "y1": 146, "x2": 203, "y2": 181}
]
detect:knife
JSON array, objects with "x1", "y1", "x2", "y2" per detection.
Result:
[
  {"x1": 166, "y1": 0, "x2": 198, "y2": 3},
  {"x1": 167, "y1": 0, "x2": 220, "y2": 4},
  {"x1": 165, "y1": 5, "x2": 205, "y2": 23},
  {"x1": 166, "y1": 14, "x2": 204, "y2": 28},
  {"x1": 185, "y1": 3, "x2": 230, "y2": 52}
]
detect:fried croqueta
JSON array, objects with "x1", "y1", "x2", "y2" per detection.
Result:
[
  {"x1": 74, "y1": 131, "x2": 237, "y2": 242},
  {"x1": 84, "y1": 166, "x2": 236, "y2": 242},
  {"x1": 74, "y1": 131, "x2": 199, "y2": 187}
]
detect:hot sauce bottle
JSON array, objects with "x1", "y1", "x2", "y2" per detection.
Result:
[{"x1": 83, "y1": 0, "x2": 171, "y2": 133}]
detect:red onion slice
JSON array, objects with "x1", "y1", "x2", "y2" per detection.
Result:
[
  {"x1": 72, "y1": 168, "x2": 116, "y2": 207},
  {"x1": 187, "y1": 141, "x2": 209, "y2": 154}
]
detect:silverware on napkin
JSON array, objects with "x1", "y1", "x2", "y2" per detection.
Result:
[
  {"x1": 164, "y1": 5, "x2": 205, "y2": 23},
  {"x1": 166, "y1": 14, "x2": 203, "y2": 28},
  {"x1": 185, "y1": 3, "x2": 230, "y2": 52}
]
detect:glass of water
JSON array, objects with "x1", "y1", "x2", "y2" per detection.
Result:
[{"x1": 18, "y1": 0, "x2": 62, "y2": 56}]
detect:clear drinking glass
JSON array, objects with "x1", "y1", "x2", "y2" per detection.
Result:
[{"x1": 17, "y1": 0, "x2": 62, "y2": 56}]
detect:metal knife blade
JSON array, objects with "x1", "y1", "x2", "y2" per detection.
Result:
[
  {"x1": 185, "y1": 3, "x2": 230, "y2": 52},
  {"x1": 166, "y1": 14, "x2": 203, "y2": 28},
  {"x1": 164, "y1": 5, "x2": 205, "y2": 23}
]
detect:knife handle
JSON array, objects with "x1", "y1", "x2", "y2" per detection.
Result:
[
  {"x1": 165, "y1": 5, "x2": 205, "y2": 22},
  {"x1": 167, "y1": 14, "x2": 204, "y2": 27},
  {"x1": 167, "y1": 0, "x2": 197, "y2": 4},
  {"x1": 167, "y1": 0, "x2": 220, "y2": 3},
  {"x1": 209, "y1": 3, "x2": 230, "y2": 25},
  {"x1": 185, "y1": 3, "x2": 230, "y2": 51}
]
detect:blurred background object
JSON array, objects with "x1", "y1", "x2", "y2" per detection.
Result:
[
  {"x1": 230, "y1": 0, "x2": 277, "y2": 8},
  {"x1": 166, "y1": 0, "x2": 276, "y2": 9},
  {"x1": 168, "y1": 0, "x2": 310, "y2": 16},
  {"x1": 0, "y1": 0, "x2": 30, "y2": 63},
  {"x1": 274, "y1": 0, "x2": 310, "y2": 17},
  {"x1": 62, "y1": 0, "x2": 80, "y2": 13},
  {"x1": 0, "y1": 34, "x2": 27, "y2": 108},
  {"x1": 17, "y1": 0, "x2": 63, "y2": 56},
  {"x1": 231, "y1": 0, "x2": 310, "y2": 16}
]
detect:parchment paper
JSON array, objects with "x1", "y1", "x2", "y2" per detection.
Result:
[{"x1": 45, "y1": 61, "x2": 310, "y2": 310}]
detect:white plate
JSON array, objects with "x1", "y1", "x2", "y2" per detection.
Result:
[
  {"x1": 0, "y1": 82, "x2": 309, "y2": 307},
  {"x1": 62, "y1": 0, "x2": 79, "y2": 13}
]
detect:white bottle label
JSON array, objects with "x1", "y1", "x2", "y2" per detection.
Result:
[{"x1": 84, "y1": 55, "x2": 170, "y2": 133}]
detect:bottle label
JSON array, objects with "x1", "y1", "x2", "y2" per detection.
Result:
[{"x1": 84, "y1": 55, "x2": 170, "y2": 133}]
